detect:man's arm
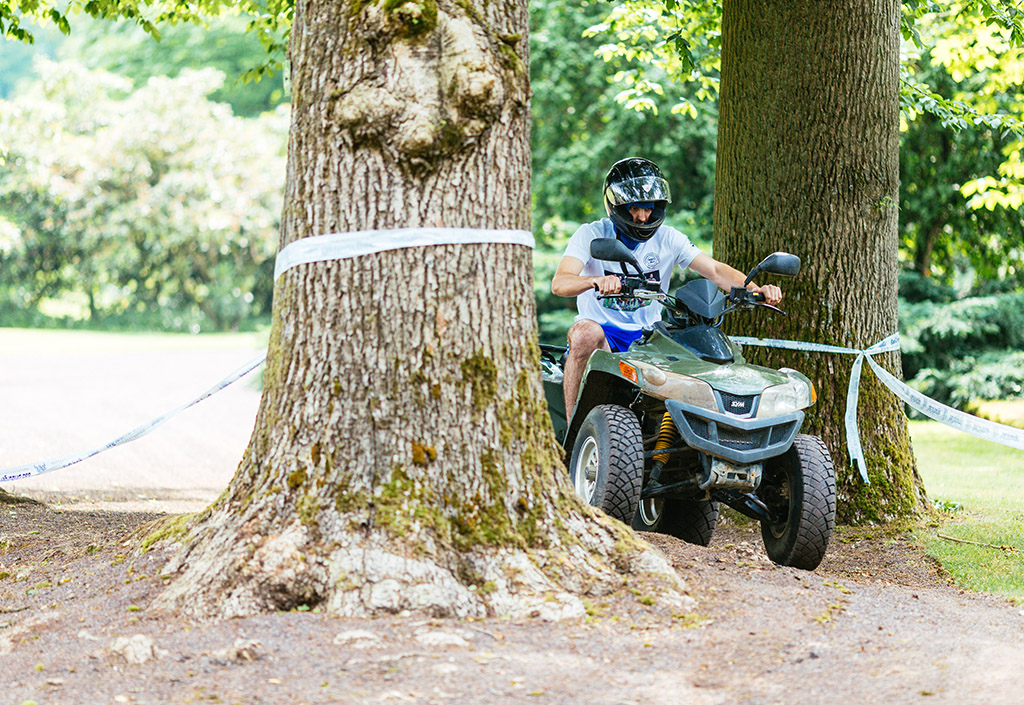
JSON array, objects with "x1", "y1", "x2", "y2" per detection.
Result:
[
  {"x1": 551, "y1": 256, "x2": 623, "y2": 296},
  {"x1": 688, "y1": 253, "x2": 783, "y2": 305}
]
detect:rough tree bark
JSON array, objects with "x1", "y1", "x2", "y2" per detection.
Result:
[
  {"x1": 713, "y1": 0, "x2": 928, "y2": 522},
  {"x1": 153, "y1": 0, "x2": 687, "y2": 619}
]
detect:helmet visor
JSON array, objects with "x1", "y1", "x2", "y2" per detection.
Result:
[{"x1": 604, "y1": 175, "x2": 671, "y2": 207}]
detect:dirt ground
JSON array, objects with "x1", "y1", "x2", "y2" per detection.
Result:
[
  {"x1": 2, "y1": 331, "x2": 1023, "y2": 704},
  {"x1": 3, "y1": 493, "x2": 1023, "y2": 705}
]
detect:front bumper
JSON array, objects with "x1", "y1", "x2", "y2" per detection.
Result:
[{"x1": 665, "y1": 399, "x2": 803, "y2": 465}]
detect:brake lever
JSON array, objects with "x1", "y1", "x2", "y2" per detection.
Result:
[{"x1": 753, "y1": 301, "x2": 787, "y2": 316}]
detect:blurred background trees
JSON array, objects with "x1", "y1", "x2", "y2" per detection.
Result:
[{"x1": 0, "y1": 55, "x2": 286, "y2": 332}]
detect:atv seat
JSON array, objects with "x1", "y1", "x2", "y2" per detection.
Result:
[{"x1": 540, "y1": 344, "x2": 567, "y2": 369}]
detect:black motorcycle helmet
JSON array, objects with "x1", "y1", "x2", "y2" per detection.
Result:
[{"x1": 603, "y1": 157, "x2": 672, "y2": 242}]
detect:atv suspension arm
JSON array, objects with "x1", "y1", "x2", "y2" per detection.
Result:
[{"x1": 715, "y1": 490, "x2": 782, "y2": 524}]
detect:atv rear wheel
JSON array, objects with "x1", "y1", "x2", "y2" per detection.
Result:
[
  {"x1": 632, "y1": 496, "x2": 665, "y2": 532},
  {"x1": 633, "y1": 496, "x2": 719, "y2": 547},
  {"x1": 661, "y1": 498, "x2": 719, "y2": 546},
  {"x1": 758, "y1": 434, "x2": 836, "y2": 570},
  {"x1": 569, "y1": 404, "x2": 643, "y2": 524}
]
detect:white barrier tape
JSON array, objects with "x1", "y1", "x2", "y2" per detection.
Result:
[
  {"x1": 866, "y1": 355, "x2": 1024, "y2": 450},
  {"x1": 0, "y1": 352, "x2": 267, "y2": 484},
  {"x1": 732, "y1": 331, "x2": 1024, "y2": 483},
  {"x1": 274, "y1": 227, "x2": 535, "y2": 280},
  {"x1": 731, "y1": 335, "x2": 888, "y2": 483}
]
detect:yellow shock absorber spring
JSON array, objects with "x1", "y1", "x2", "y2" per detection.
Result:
[{"x1": 653, "y1": 411, "x2": 677, "y2": 466}]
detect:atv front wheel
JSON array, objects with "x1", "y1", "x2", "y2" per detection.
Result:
[
  {"x1": 633, "y1": 497, "x2": 719, "y2": 547},
  {"x1": 758, "y1": 434, "x2": 836, "y2": 570},
  {"x1": 569, "y1": 404, "x2": 643, "y2": 524}
]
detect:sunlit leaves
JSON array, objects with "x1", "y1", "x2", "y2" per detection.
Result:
[
  {"x1": 912, "y1": 2, "x2": 1024, "y2": 212},
  {"x1": 963, "y1": 148, "x2": 1024, "y2": 210},
  {"x1": 0, "y1": 59, "x2": 286, "y2": 329},
  {"x1": 583, "y1": 0, "x2": 720, "y2": 115},
  {"x1": 0, "y1": 0, "x2": 293, "y2": 74}
]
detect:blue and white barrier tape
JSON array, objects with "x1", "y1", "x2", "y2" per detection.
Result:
[
  {"x1": 5, "y1": 224, "x2": 1018, "y2": 487},
  {"x1": 733, "y1": 332, "x2": 1024, "y2": 483},
  {"x1": 0, "y1": 353, "x2": 267, "y2": 484},
  {"x1": 1, "y1": 228, "x2": 534, "y2": 484}
]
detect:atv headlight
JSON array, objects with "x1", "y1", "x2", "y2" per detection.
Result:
[
  {"x1": 756, "y1": 370, "x2": 815, "y2": 418},
  {"x1": 631, "y1": 362, "x2": 718, "y2": 411}
]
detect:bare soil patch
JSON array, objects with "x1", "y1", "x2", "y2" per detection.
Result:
[{"x1": 2, "y1": 497, "x2": 1023, "y2": 705}]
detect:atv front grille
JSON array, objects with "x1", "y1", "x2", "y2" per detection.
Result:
[
  {"x1": 717, "y1": 427, "x2": 761, "y2": 450},
  {"x1": 665, "y1": 400, "x2": 803, "y2": 465}
]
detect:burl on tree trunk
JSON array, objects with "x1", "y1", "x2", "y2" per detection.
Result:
[
  {"x1": 151, "y1": 0, "x2": 689, "y2": 620},
  {"x1": 713, "y1": 0, "x2": 927, "y2": 522}
]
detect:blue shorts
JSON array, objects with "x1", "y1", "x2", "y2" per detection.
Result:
[{"x1": 601, "y1": 325, "x2": 643, "y2": 352}]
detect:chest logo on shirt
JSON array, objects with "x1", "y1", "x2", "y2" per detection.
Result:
[{"x1": 643, "y1": 252, "x2": 661, "y2": 269}]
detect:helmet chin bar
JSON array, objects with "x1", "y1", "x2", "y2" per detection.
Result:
[{"x1": 608, "y1": 201, "x2": 665, "y2": 242}]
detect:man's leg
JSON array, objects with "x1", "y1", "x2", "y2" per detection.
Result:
[{"x1": 563, "y1": 320, "x2": 611, "y2": 421}]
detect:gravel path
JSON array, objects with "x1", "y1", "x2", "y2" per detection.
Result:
[{"x1": 1, "y1": 504, "x2": 1022, "y2": 705}]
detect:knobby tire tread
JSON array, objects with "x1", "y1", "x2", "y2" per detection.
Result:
[
  {"x1": 598, "y1": 404, "x2": 644, "y2": 524},
  {"x1": 661, "y1": 499, "x2": 719, "y2": 547},
  {"x1": 765, "y1": 434, "x2": 836, "y2": 570}
]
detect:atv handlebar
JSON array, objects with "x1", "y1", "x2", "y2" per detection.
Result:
[
  {"x1": 727, "y1": 286, "x2": 785, "y2": 315},
  {"x1": 593, "y1": 275, "x2": 663, "y2": 300},
  {"x1": 595, "y1": 279, "x2": 784, "y2": 318},
  {"x1": 729, "y1": 286, "x2": 764, "y2": 304}
]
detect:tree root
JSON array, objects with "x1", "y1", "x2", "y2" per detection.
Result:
[{"x1": 150, "y1": 503, "x2": 692, "y2": 622}]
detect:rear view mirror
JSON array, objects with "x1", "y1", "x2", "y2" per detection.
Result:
[
  {"x1": 744, "y1": 252, "x2": 801, "y2": 286},
  {"x1": 590, "y1": 238, "x2": 643, "y2": 276}
]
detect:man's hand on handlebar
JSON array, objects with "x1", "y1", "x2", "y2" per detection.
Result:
[
  {"x1": 591, "y1": 275, "x2": 623, "y2": 295},
  {"x1": 750, "y1": 283, "x2": 782, "y2": 306}
]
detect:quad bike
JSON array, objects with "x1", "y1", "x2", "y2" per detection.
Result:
[{"x1": 540, "y1": 239, "x2": 836, "y2": 570}]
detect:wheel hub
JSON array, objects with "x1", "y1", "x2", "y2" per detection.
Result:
[
  {"x1": 637, "y1": 497, "x2": 664, "y2": 527},
  {"x1": 574, "y1": 436, "x2": 600, "y2": 502}
]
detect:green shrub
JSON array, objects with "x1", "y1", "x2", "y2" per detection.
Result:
[
  {"x1": 0, "y1": 60, "x2": 286, "y2": 333},
  {"x1": 900, "y1": 289, "x2": 1024, "y2": 409}
]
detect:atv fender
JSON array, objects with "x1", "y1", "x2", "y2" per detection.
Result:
[{"x1": 563, "y1": 368, "x2": 641, "y2": 457}]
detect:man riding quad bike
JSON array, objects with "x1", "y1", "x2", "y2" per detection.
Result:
[{"x1": 546, "y1": 158, "x2": 835, "y2": 570}]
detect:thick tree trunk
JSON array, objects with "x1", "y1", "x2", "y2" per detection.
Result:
[
  {"x1": 714, "y1": 0, "x2": 927, "y2": 522},
  {"x1": 154, "y1": 0, "x2": 687, "y2": 619}
]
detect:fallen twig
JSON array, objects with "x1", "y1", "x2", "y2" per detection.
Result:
[
  {"x1": 0, "y1": 605, "x2": 31, "y2": 614},
  {"x1": 936, "y1": 533, "x2": 1020, "y2": 555}
]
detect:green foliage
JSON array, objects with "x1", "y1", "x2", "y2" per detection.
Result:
[
  {"x1": 0, "y1": 0, "x2": 293, "y2": 90},
  {"x1": 0, "y1": 59, "x2": 287, "y2": 332},
  {"x1": 582, "y1": 0, "x2": 720, "y2": 114},
  {"x1": 0, "y1": 25, "x2": 63, "y2": 98},
  {"x1": 897, "y1": 270, "x2": 956, "y2": 304},
  {"x1": 530, "y1": 0, "x2": 718, "y2": 243},
  {"x1": 909, "y1": 3, "x2": 1024, "y2": 213},
  {"x1": 59, "y1": 15, "x2": 289, "y2": 117},
  {"x1": 900, "y1": 291, "x2": 1024, "y2": 407},
  {"x1": 532, "y1": 223, "x2": 578, "y2": 345},
  {"x1": 898, "y1": 51, "x2": 1024, "y2": 285},
  {"x1": 591, "y1": 0, "x2": 1024, "y2": 229}
]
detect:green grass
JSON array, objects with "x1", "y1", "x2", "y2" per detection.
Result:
[{"x1": 910, "y1": 419, "x2": 1024, "y2": 602}]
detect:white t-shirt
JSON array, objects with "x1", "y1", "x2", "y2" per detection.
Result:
[{"x1": 563, "y1": 218, "x2": 702, "y2": 331}]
